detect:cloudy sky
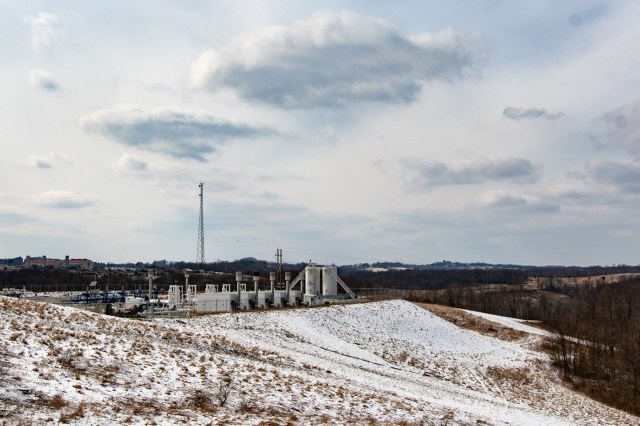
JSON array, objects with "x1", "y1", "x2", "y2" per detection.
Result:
[{"x1": 2, "y1": 1, "x2": 640, "y2": 266}]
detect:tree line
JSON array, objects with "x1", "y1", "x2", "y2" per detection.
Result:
[
  {"x1": 340, "y1": 267, "x2": 527, "y2": 290},
  {"x1": 545, "y1": 278, "x2": 640, "y2": 415}
]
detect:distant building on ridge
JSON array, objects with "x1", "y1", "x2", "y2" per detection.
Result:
[{"x1": 24, "y1": 255, "x2": 94, "y2": 271}]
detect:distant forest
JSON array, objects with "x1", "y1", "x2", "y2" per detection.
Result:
[
  {"x1": 2, "y1": 258, "x2": 640, "y2": 293},
  {"x1": 338, "y1": 264, "x2": 640, "y2": 290}
]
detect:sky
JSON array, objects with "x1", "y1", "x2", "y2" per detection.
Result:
[{"x1": 2, "y1": 1, "x2": 640, "y2": 266}]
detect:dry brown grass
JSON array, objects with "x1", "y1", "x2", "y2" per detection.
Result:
[
  {"x1": 112, "y1": 396, "x2": 161, "y2": 417},
  {"x1": 556, "y1": 273, "x2": 640, "y2": 285},
  {"x1": 56, "y1": 348, "x2": 86, "y2": 374},
  {"x1": 59, "y1": 403, "x2": 85, "y2": 423},
  {"x1": 438, "y1": 409, "x2": 456, "y2": 426},
  {"x1": 37, "y1": 393, "x2": 68, "y2": 410},
  {"x1": 415, "y1": 303, "x2": 527, "y2": 341},
  {"x1": 486, "y1": 366, "x2": 532, "y2": 386},
  {"x1": 186, "y1": 389, "x2": 219, "y2": 413},
  {"x1": 237, "y1": 398, "x2": 261, "y2": 414}
]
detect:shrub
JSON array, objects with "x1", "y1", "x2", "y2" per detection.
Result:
[
  {"x1": 38, "y1": 393, "x2": 68, "y2": 410},
  {"x1": 187, "y1": 389, "x2": 218, "y2": 413},
  {"x1": 59, "y1": 403, "x2": 85, "y2": 423}
]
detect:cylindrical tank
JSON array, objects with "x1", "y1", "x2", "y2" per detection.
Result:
[
  {"x1": 284, "y1": 271, "x2": 291, "y2": 299},
  {"x1": 305, "y1": 266, "x2": 320, "y2": 295},
  {"x1": 322, "y1": 266, "x2": 338, "y2": 296},
  {"x1": 236, "y1": 272, "x2": 242, "y2": 296},
  {"x1": 253, "y1": 276, "x2": 259, "y2": 294}
]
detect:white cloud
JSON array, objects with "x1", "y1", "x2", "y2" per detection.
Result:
[
  {"x1": 24, "y1": 12, "x2": 61, "y2": 51},
  {"x1": 478, "y1": 190, "x2": 527, "y2": 207},
  {"x1": 81, "y1": 105, "x2": 277, "y2": 161},
  {"x1": 28, "y1": 156, "x2": 52, "y2": 169},
  {"x1": 541, "y1": 182, "x2": 624, "y2": 209},
  {"x1": 35, "y1": 191, "x2": 97, "y2": 209},
  {"x1": 26, "y1": 153, "x2": 71, "y2": 169},
  {"x1": 400, "y1": 157, "x2": 539, "y2": 189},
  {"x1": 475, "y1": 190, "x2": 559, "y2": 212},
  {"x1": 591, "y1": 101, "x2": 640, "y2": 158},
  {"x1": 545, "y1": 183, "x2": 591, "y2": 201},
  {"x1": 190, "y1": 10, "x2": 485, "y2": 108},
  {"x1": 579, "y1": 160, "x2": 640, "y2": 193},
  {"x1": 29, "y1": 69, "x2": 59, "y2": 91},
  {"x1": 115, "y1": 153, "x2": 148, "y2": 172},
  {"x1": 503, "y1": 106, "x2": 563, "y2": 121},
  {"x1": 0, "y1": 205, "x2": 31, "y2": 223}
]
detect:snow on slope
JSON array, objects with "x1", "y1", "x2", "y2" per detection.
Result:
[
  {"x1": 1, "y1": 296, "x2": 637, "y2": 425},
  {"x1": 462, "y1": 309, "x2": 550, "y2": 336}
]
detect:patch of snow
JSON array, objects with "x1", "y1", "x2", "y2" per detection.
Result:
[{"x1": 463, "y1": 309, "x2": 550, "y2": 336}]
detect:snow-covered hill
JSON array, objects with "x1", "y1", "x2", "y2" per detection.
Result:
[{"x1": 0, "y1": 296, "x2": 637, "y2": 425}]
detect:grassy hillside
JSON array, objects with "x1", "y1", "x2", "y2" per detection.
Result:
[{"x1": 1, "y1": 296, "x2": 638, "y2": 425}]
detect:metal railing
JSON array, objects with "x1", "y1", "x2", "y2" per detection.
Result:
[{"x1": 352, "y1": 288, "x2": 406, "y2": 299}]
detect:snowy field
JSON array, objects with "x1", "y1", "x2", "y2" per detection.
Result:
[{"x1": 1, "y1": 296, "x2": 637, "y2": 425}]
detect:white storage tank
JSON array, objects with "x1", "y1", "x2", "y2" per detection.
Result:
[
  {"x1": 322, "y1": 266, "x2": 338, "y2": 296},
  {"x1": 305, "y1": 266, "x2": 320, "y2": 296}
]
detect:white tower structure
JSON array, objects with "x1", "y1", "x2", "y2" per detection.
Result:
[
  {"x1": 322, "y1": 266, "x2": 338, "y2": 296},
  {"x1": 305, "y1": 265, "x2": 320, "y2": 296}
]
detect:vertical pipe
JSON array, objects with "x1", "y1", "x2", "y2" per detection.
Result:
[
  {"x1": 184, "y1": 270, "x2": 190, "y2": 305},
  {"x1": 148, "y1": 271, "x2": 154, "y2": 320},
  {"x1": 285, "y1": 272, "x2": 291, "y2": 302},
  {"x1": 253, "y1": 275, "x2": 259, "y2": 307},
  {"x1": 236, "y1": 272, "x2": 242, "y2": 309},
  {"x1": 269, "y1": 272, "x2": 276, "y2": 305},
  {"x1": 148, "y1": 273, "x2": 153, "y2": 301}
]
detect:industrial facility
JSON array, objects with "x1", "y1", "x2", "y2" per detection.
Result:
[
  {"x1": 151, "y1": 182, "x2": 357, "y2": 314},
  {"x1": 64, "y1": 264, "x2": 356, "y2": 317},
  {"x1": 162, "y1": 264, "x2": 355, "y2": 314},
  {"x1": 57, "y1": 183, "x2": 358, "y2": 316}
]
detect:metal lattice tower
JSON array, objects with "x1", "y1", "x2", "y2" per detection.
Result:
[{"x1": 196, "y1": 182, "x2": 205, "y2": 266}]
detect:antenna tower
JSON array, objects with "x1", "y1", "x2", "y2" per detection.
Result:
[{"x1": 196, "y1": 182, "x2": 205, "y2": 266}]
